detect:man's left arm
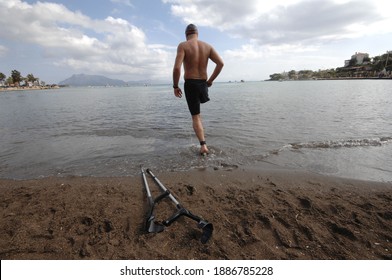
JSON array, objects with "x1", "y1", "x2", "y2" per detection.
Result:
[{"x1": 207, "y1": 47, "x2": 224, "y2": 87}]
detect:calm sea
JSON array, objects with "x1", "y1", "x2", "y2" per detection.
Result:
[{"x1": 1, "y1": 80, "x2": 391, "y2": 182}]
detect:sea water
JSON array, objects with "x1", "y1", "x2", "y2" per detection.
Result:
[{"x1": 1, "y1": 80, "x2": 391, "y2": 182}]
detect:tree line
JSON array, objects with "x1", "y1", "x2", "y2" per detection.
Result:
[
  {"x1": 269, "y1": 51, "x2": 392, "y2": 81},
  {"x1": 0, "y1": 70, "x2": 45, "y2": 87}
]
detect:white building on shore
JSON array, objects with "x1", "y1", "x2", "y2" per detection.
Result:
[{"x1": 344, "y1": 52, "x2": 370, "y2": 66}]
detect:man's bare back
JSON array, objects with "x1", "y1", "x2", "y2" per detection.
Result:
[{"x1": 181, "y1": 39, "x2": 212, "y2": 80}]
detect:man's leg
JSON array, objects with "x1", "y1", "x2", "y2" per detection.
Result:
[{"x1": 192, "y1": 114, "x2": 209, "y2": 154}]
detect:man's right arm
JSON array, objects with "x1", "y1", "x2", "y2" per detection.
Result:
[
  {"x1": 207, "y1": 47, "x2": 224, "y2": 87},
  {"x1": 173, "y1": 44, "x2": 185, "y2": 97}
]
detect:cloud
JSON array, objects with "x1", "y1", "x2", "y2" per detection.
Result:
[
  {"x1": 241, "y1": 1, "x2": 382, "y2": 45},
  {"x1": 164, "y1": 0, "x2": 385, "y2": 46},
  {"x1": 224, "y1": 43, "x2": 319, "y2": 61},
  {"x1": 163, "y1": 0, "x2": 257, "y2": 29},
  {"x1": 110, "y1": 0, "x2": 135, "y2": 8},
  {"x1": 0, "y1": 45, "x2": 8, "y2": 57},
  {"x1": 0, "y1": 0, "x2": 172, "y2": 80}
]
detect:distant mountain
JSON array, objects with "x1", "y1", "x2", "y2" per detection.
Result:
[{"x1": 58, "y1": 74, "x2": 127, "y2": 87}]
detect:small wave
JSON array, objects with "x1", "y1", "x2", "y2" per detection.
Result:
[{"x1": 289, "y1": 137, "x2": 392, "y2": 150}]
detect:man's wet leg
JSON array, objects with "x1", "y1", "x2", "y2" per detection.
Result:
[{"x1": 192, "y1": 114, "x2": 209, "y2": 154}]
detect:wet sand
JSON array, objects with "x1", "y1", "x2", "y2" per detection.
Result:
[{"x1": 0, "y1": 167, "x2": 391, "y2": 260}]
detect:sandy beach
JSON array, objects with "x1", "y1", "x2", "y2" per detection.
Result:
[{"x1": 0, "y1": 166, "x2": 391, "y2": 260}]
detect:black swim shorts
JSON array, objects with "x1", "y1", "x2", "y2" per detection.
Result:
[{"x1": 184, "y1": 79, "x2": 210, "y2": 115}]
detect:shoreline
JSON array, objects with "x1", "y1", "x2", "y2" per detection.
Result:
[
  {"x1": 0, "y1": 86, "x2": 60, "y2": 92},
  {"x1": 266, "y1": 77, "x2": 392, "y2": 81},
  {"x1": 1, "y1": 167, "x2": 391, "y2": 260}
]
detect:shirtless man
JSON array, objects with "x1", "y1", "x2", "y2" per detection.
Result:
[{"x1": 172, "y1": 24, "x2": 224, "y2": 155}]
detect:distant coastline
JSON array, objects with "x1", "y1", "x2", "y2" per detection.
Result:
[
  {"x1": 268, "y1": 51, "x2": 392, "y2": 81},
  {"x1": 0, "y1": 85, "x2": 60, "y2": 92},
  {"x1": 316, "y1": 76, "x2": 391, "y2": 80},
  {"x1": 266, "y1": 76, "x2": 392, "y2": 81}
]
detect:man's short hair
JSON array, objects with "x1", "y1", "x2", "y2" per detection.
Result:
[{"x1": 185, "y1": 24, "x2": 198, "y2": 35}]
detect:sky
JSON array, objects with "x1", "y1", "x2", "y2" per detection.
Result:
[{"x1": 0, "y1": 0, "x2": 391, "y2": 83}]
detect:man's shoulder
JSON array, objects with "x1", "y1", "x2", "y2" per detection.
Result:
[
  {"x1": 178, "y1": 40, "x2": 191, "y2": 49},
  {"x1": 179, "y1": 39, "x2": 210, "y2": 46},
  {"x1": 197, "y1": 40, "x2": 211, "y2": 47}
]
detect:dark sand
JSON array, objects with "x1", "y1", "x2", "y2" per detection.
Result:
[{"x1": 1, "y1": 167, "x2": 391, "y2": 260}]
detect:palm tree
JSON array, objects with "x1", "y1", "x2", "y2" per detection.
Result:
[{"x1": 11, "y1": 70, "x2": 22, "y2": 86}]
